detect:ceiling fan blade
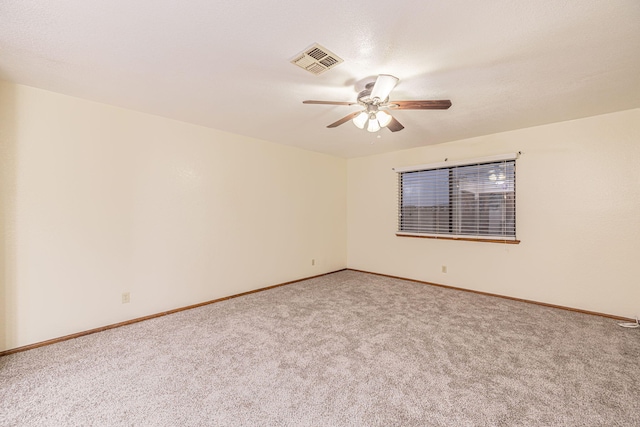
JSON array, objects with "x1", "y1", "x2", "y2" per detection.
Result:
[
  {"x1": 327, "y1": 111, "x2": 362, "y2": 128},
  {"x1": 303, "y1": 100, "x2": 358, "y2": 106},
  {"x1": 386, "y1": 116, "x2": 405, "y2": 132},
  {"x1": 387, "y1": 100, "x2": 452, "y2": 110},
  {"x1": 370, "y1": 74, "x2": 399, "y2": 102}
]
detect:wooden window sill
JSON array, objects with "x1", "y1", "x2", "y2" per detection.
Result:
[{"x1": 396, "y1": 233, "x2": 520, "y2": 244}]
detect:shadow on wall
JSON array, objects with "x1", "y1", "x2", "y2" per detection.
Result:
[{"x1": 0, "y1": 82, "x2": 17, "y2": 352}]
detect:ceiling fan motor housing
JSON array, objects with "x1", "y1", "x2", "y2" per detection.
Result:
[
  {"x1": 358, "y1": 80, "x2": 392, "y2": 105},
  {"x1": 357, "y1": 88, "x2": 372, "y2": 104}
]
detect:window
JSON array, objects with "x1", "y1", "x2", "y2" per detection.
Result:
[{"x1": 396, "y1": 154, "x2": 517, "y2": 242}]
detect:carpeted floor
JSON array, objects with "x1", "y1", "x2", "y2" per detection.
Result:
[{"x1": 1, "y1": 270, "x2": 639, "y2": 426}]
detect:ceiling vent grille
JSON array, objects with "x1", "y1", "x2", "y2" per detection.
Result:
[{"x1": 290, "y1": 43, "x2": 343, "y2": 75}]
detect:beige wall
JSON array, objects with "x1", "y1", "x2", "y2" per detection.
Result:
[
  {"x1": 2, "y1": 80, "x2": 638, "y2": 353},
  {"x1": 0, "y1": 82, "x2": 347, "y2": 352},
  {"x1": 348, "y1": 109, "x2": 640, "y2": 319}
]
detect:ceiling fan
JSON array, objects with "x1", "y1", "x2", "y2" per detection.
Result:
[{"x1": 303, "y1": 74, "x2": 452, "y2": 133}]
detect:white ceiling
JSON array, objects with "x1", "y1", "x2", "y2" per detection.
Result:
[{"x1": 1, "y1": 1, "x2": 639, "y2": 158}]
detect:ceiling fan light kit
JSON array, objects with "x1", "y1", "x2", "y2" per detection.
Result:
[
  {"x1": 377, "y1": 111, "x2": 393, "y2": 127},
  {"x1": 353, "y1": 111, "x2": 369, "y2": 129},
  {"x1": 353, "y1": 110, "x2": 394, "y2": 132},
  {"x1": 367, "y1": 117, "x2": 381, "y2": 132},
  {"x1": 303, "y1": 74, "x2": 452, "y2": 133}
]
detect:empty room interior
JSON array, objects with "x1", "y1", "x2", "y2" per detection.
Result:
[{"x1": 1, "y1": 1, "x2": 639, "y2": 426}]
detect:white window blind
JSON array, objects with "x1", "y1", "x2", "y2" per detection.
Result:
[{"x1": 396, "y1": 155, "x2": 517, "y2": 240}]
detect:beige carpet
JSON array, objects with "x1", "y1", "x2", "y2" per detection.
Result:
[{"x1": 1, "y1": 270, "x2": 639, "y2": 426}]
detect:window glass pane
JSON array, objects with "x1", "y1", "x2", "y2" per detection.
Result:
[
  {"x1": 399, "y1": 160, "x2": 516, "y2": 238},
  {"x1": 401, "y1": 169, "x2": 449, "y2": 234}
]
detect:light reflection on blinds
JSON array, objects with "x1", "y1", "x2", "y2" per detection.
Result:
[{"x1": 398, "y1": 160, "x2": 516, "y2": 238}]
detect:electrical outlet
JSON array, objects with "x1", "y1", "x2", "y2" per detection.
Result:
[
  {"x1": 121, "y1": 292, "x2": 130, "y2": 304},
  {"x1": 311, "y1": 259, "x2": 315, "y2": 266},
  {"x1": 441, "y1": 265, "x2": 447, "y2": 273}
]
